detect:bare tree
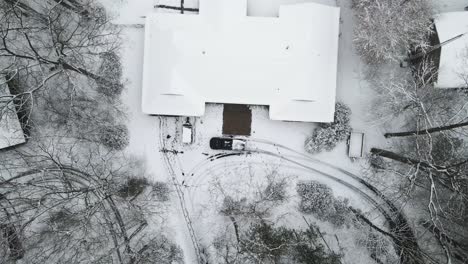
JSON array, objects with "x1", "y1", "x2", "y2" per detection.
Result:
[
  {"x1": 0, "y1": 139, "x2": 180, "y2": 263},
  {"x1": 366, "y1": 61, "x2": 468, "y2": 263},
  {"x1": 0, "y1": 0, "x2": 123, "y2": 136},
  {"x1": 0, "y1": 1, "x2": 178, "y2": 263},
  {"x1": 370, "y1": 141, "x2": 468, "y2": 263},
  {"x1": 352, "y1": 0, "x2": 434, "y2": 64},
  {"x1": 369, "y1": 60, "x2": 467, "y2": 129}
]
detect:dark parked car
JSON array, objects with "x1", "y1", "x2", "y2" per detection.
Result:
[{"x1": 209, "y1": 137, "x2": 246, "y2": 150}]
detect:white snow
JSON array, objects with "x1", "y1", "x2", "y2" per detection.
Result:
[
  {"x1": 247, "y1": 0, "x2": 337, "y2": 16},
  {"x1": 99, "y1": 0, "x2": 155, "y2": 24},
  {"x1": 118, "y1": 2, "x2": 378, "y2": 261},
  {"x1": 434, "y1": 11, "x2": 468, "y2": 88},
  {"x1": 142, "y1": 0, "x2": 340, "y2": 122},
  {"x1": 0, "y1": 77, "x2": 26, "y2": 150},
  {"x1": 113, "y1": 0, "x2": 468, "y2": 262},
  {"x1": 431, "y1": 0, "x2": 467, "y2": 13}
]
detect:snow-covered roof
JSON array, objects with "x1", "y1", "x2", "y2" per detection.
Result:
[
  {"x1": 142, "y1": 0, "x2": 340, "y2": 122},
  {"x1": 434, "y1": 12, "x2": 468, "y2": 88},
  {"x1": 0, "y1": 76, "x2": 26, "y2": 150}
]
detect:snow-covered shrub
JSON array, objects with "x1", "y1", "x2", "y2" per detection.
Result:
[
  {"x1": 151, "y1": 181, "x2": 170, "y2": 202},
  {"x1": 241, "y1": 221, "x2": 342, "y2": 264},
  {"x1": 117, "y1": 177, "x2": 148, "y2": 198},
  {"x1": 305, "y1": 102, "x2": 351, "y2": 154},
  {"x1": 356, "y1": 230, "x2": 397, "y2": 264},
  {"x1": 220, "y1": 178, "x2": 289, "y2": 219},
  {"x1": 262, "y1": 180, "x2": 287, "y2": 203},
  {"x1": 430, "y1": 134, "x2": 464, "y2": 165},
  {"x1": 352, "y1": 0, "x2": 433, "y2": 64},
  {"x1": 219, "y1": 196, "x2": 266, "y2": 218},
  {"x1": 96, "y1": 78, "x2": 124, "y2": 98},
  {"x1": 47, "y1": 209, "x2": 80, "y2": 230},
  {"x1": 327, "y1": 198, "x2": 350, "y2": 227},
  {"x1": 213, "y1": 221, "x2": 342, "y2": 264},
  {"x1": 305, "y1": 127, "x2": 340, "y2": 153},
  {"x1": 242, "y1": 222, "x2": 295, "y2": 261},
  {"x1": 297, "y1": 181, "x2": 334, "y2": 216},
  {"x1": 134, "y1": 236, "x2": 184, "y2": 264},
  {"x1": 220, "y1": 196, "x2": 248, "y2": 217},
  {"x1": 96, "y1": 51, "x2": 124, "y2": 98},
  {"x1": 297, "y1": 181, "x2": 351, "y2": 228},
  {"x1": 320, "y1": 102, "x2": 351, "y2": 129},
  {"x1": 99, "y1": 123, "x2": 129, "y2": 150},
  {"x1": 368, "y1": 153, "x2": 386, "y2": 172}
]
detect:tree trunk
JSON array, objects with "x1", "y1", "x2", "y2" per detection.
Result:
[
  {"x1": 407, "y1": 33, "x2": 466, "y2": 62},
  {"x1": 229, "y1": 216, "x2": 240, "y2": 244},
  {"x1": 4, "y1": 0, "x2": 47, "y2": 21},
  {"x1": 370, "y1": 148, "x2": 445, "y2": 171},
  {"x1": 61, "y1": 62, "x2": 100, "y2": 80},
  {"x1": 384, "y1": 121, "x2": 468, "y2": 138}
]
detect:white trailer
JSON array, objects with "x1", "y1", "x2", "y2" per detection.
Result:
[{"x1": 348, "y1": 132, "x2": 364, "y2": 158}]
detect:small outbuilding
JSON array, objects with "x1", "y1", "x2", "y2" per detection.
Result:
[
  {"x1": 348, "y1": 132, "x2": 364, "y2": 159},
  {"x1": 0, "y1": 76, "x2": 26, "y2": 150},
  {"x1": 432, "y1": 12, "x2": 468, "y2": 89}
]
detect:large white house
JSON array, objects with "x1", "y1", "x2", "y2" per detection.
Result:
[
  {"x1": 142, "y1": 0, "x2": 340, "y2": 122},
  {"x1": 433, "y1": 12, "x2": 468, "y2": 89}
]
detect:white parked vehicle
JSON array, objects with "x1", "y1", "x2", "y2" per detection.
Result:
[{"x1": 182, "y1": 119, "x2": 194, "y2": 144}]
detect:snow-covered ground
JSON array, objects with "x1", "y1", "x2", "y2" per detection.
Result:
[
  {"x1": 108, "y1": 0, "x2": 468, "y2": 263},
  {"x1": 114, "y1": 0, "x2": 392, "y2": 262},
  {"x1": 431, "y1": 0, "x2": 467, "y2": 12},
  {"x1": 115, "y1": 0, "x2": 378, "y2": 180}
]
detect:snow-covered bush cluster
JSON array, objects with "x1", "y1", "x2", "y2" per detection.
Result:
[
  {"x1": 262, "y1": 179, "x2": 288, "y2": 203},
  {"x1": 356, "y1": 229, "x2": 398, "y2": 264},
  {"x1": 297, "y1": 181, "x2": 350, "y2": 227},
  {"x1": 117, "y1": 178, "x2": 171, "y2": 201},
  {"x1": 220, "y1": 194, "x2": 285, "y2": 219},
  {"x1": 305, "y1": 102, "x2": 351, "y2": 154},
  {"x1": 352, "y1": 0, "x2": 433, "y2": 64},
  {"x1": 47, "y1": 209, "x2": 80, "y2": 231},
  {"x1": 213, "y1": 220, "x2": 342, "y2": 263},
  {"x1": 117, "y1": 177, "x2": 149, "y2": 198},
  {"x1": 96, "y1": 51, "x2": 124, "y2": 98},
  {"x1": 152, "y1": 181, "x2": 171, "y2": 202},
  {"x1": 241, "y1": 221, "x2": 342, "y2": 264},
  {"x1": 327, "y1": 199, "x2": 350, "y2": 227},
  {"x1": 368, "y1": 153, "x2": 386, "y2": 172},
  {"x1": 135, "y1": 236, "x2": 184, "y2": 264},
  {"x1": 220, "y1": 196, "x2": 252, "y2": 217},
  {"x1": 99, "y1": 123, "x2": 129, "y2": 150},
  {"x1": 297, "y1": 181, "x2": 334, "y2": 216},
  {"x1": 220, "y1": 177, "x2": 289, "y2": 219}
]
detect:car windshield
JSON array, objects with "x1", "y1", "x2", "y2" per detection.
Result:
[{"x1": 232, "y1": 140, "x2": 244, "y2": 150}]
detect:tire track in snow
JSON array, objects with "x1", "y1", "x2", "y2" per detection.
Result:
[
  {"x1": 157, "y1": 117, "x2": 206, "y2": 264},
  {"x1": 183, "y1": 137, "x2": 423, "y2": 263}
]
